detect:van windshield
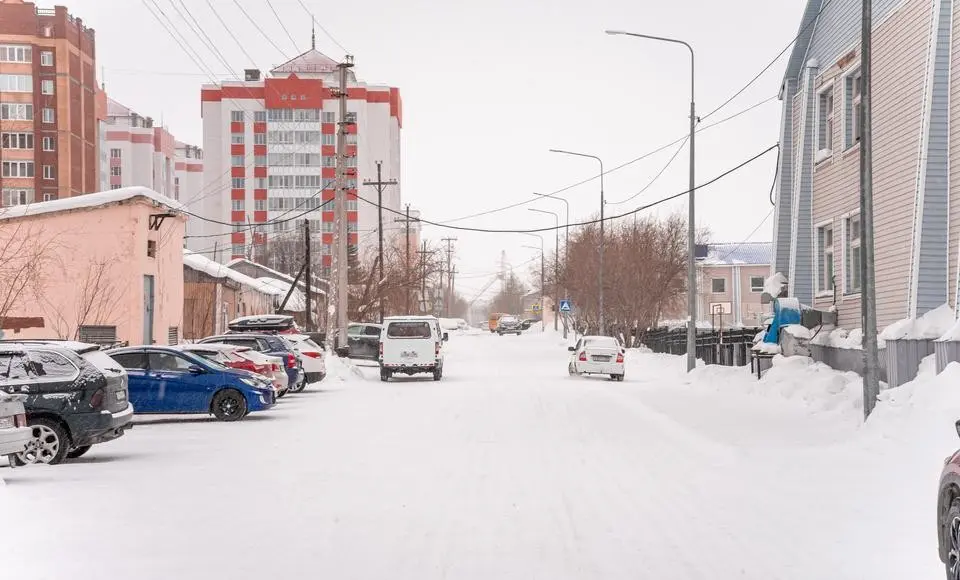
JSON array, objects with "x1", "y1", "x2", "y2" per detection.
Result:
[{"x1": 387, "y1": 322, "x2": 432, "y2": 339}]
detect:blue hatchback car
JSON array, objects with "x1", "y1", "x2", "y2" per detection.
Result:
[{"x1": 106, "y1": 346, "x2": 276, "y2": 421}]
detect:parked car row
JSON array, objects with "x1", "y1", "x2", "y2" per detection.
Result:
[{"x1": 0, "y1": 315, "x2": 327, "y2": 466}]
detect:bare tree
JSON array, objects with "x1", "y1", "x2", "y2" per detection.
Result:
[
  {"x1": 0, "y1": 222, "x2": 61, "y2": 330},
  {"x1": 73, "y1": 259, "x2": 121, "y2": 339}
]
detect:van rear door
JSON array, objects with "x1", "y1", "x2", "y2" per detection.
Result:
[{"x1": 383, "y1": 321, "x2": 436, "y2": 367}]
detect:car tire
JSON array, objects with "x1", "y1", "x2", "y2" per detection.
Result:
[
  {"x1": 568, "y1": 363, "x2": 577, "y2": 376},
  {"x1": 612, "y1": 374, "x2": 625, "y2": 382},
  {"x1": 12, "y1": 418, "x2": 70, "y2": 466},
  {"x1": 211, "y1": 389, "x2": 248, "y2": 421},
  {"x1": 380, "y1": 368, "x2": 391, "y2": 382},
  {"x1": 433, "y1": 367, "x2": 442, "y2": 381},
  {"x1": 67, "y1": 445, "x2": 93, "y2": 459},
  {"x1": 289, "y1": 378, "x2": 307, "y2": 394},
  {"x1": 944, "y1": 498, "x2": 960, "y2": 579},
  {"x1": 316, "y1": 372, "x2": 326, "y2": 383},
  {"x1": 277, "y1": 388, "x2": 288, "y2": 399}
]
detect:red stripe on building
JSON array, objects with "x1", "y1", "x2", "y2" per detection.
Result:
[
  {"x1": 347, "y1": 87, "x2": 367, "y2": 99},
  {"x1": 222, "y1": 86, "x2": 265, "y2": 100},
  {"x1": 253, "y1": 189, "x2": 267, "y2": 200},
  {"x1": 253, "y1": 166, "x2": 267, "y2": 178},
  {"x1": 347, "y1": 211, "x2": 358, "y2": 222},
  {"x1": 322, "y1": 211, "x2": 334, "y2": 222},
  {"x1": 231, "y1": 211, "x2": 246, "y2": 222},
  {"x1": 254, "y1": 144, "x2": 267, "y2": 156},
  {"x1": 175, "y1": 162, "x2": 186, "y2": 171},
  {"x1": 105, "y1": 130, "x2": 130, "y2": 140},
  {"x1": 367, "y1": 91, "x2": 390, "y2": 103},
  {"x1": 253, "y1": 122, "x2": 267, "y2": 133},
  {"x1": 186, "y1": 163, "x2": 202, "y2": 173},
  {"x1": 322, "y1": 167, "x2": 335, "y2": 179},
  {"x1": 390, "y1": 87, "x2": 402, "y2": 127},
  {"x1": 131, "y1": 134, "x2": 152, "y2": 144},
  {"x1": 321, "y1": 145, "x2": 335, "y2": 156},
  {"x1": 322, "y1": 255, "x2": 332, "y2": 267},
  {"x1": 231, "y1": 166, "x2": 245, "y2": 178},
  {"x1": 231, "y1": 144, "x2": 245, "y2": 156},
  {"x1": 231, "y1": 189, "x2": 245, "y2": 200},
  {"x1": 201, "y1": 88, "x2": 222, "y2": 102},
  {"x1": 230, "y1": 121, "x2": 244, "y2": 134},
  {"x1": 231, "y1": 232, "x2": 245, "y2": 243},
  {"x1": 322, "y1": 233, "x2": 333, "y2": 244},
  {"x1": 321, "y1": 123, "x2": 335, "y2": 135},
  {"x1": 254, "y1": 211, "x2": 267, "y2": 223}
]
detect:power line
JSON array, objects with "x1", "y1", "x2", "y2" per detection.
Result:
[
  {"x1": 606, "y1": 136, "x2": 688, "y2": 206},
  {"x1": 142, "y1": 0, "x2": 220, "y2": 81},
  {"x1": 699, "y1": 0, "x2": 832, "y2": 121},
  {"x1": 295, "y1": 0, "x2": 348, "y2": 54},
  {"x1": 234, "y1": 0, "x2": 291, "y2": 61},
  {"x1": 715, "y1": 208, "x2": 775, "y2": 263},
  {"x1": 358, "y1": 144, "x2": 779, "y2": 234},
  {"x1": 205, "y1": 0, "x2": 261, "y2": 70},
  {"x1": 435, "y1": 93, "x2": 778, "y2": 224},
  {"x1": 265, "y1": 0, "x2": 300, "y2": 54},
  {"x1": 171, "y1": 0, "x2": 236, "y2": 76}
]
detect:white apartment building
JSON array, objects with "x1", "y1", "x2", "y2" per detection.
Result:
[
  {"x1": 103, "y1": 98, "x2": 201, "y2": 201},
  {"x1": 190, "y1": 47, "x2": 403, "y2": 275}
]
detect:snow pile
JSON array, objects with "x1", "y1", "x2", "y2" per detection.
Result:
[
  {"x1": 939, "y1": 318, "x2": 960, "y2": 342},
  {"x1": 753, "y1": 342, "x2": 781, "y2": 354},
  {"x1": 809, "y1": 327, "x2": 869, "y2": 349},
  {"x1": 880, "y1": 304, "x2": 956, "y2": 341},
  {"x1": 783, "y1": 324, "x2": 813, "y2": 339},
  {"x1": 763, "y1": 272, "x2": 787, "y2": 297}
]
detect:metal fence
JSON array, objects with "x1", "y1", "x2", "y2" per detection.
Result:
[{"x1": 643, "y1": 327, "x2": 762, "y2": 368}]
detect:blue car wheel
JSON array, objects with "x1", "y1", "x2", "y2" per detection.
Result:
[{"x1": 211, "y1": 389, "x2": 247, "y2": 421}]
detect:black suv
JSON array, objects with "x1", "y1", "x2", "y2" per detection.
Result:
[{"x1": 0, "y1": 341, "x2": 132, "y2": 465}]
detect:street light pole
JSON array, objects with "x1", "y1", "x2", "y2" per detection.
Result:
[
  {"x1": 606, "y1": 29, "x2": 697, "y2": 372},
  {"x1": 549, "y1": 150, "x2": 605, "y2": 335},
  {"x1": 529, "y1": 208, "x2": 560, "y2": 332},
  {"x1": 522, "y1": 241, "x2": 546, "y2": 332},
  {"x1": 533, "y1": 192, "x2": 570, "y2": 339}
]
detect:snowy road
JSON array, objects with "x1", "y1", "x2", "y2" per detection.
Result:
[{"x1": 0, "y1": 330, "x2": 950, "y2": 579}]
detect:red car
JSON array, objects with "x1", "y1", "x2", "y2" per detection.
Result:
[
  {"x1": 178, "y1": 344, "x2": 288, "y2": 397},
  {"x1": 937, "y1": 420, "x2": 960, "y2": 578}
]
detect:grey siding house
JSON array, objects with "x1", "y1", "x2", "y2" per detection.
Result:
[{"x1": 773, "y1": 0, "x2": 958, "y2": 329}]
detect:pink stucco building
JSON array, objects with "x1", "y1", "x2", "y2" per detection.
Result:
[{"x1": 0, "y1": 186, "x2": 185, "y2": 345}]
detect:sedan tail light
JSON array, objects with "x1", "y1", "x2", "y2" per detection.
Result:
[
  {"x1": 272, "y1": 363, "x2": 281, "y2": 372},
  {"x1": 14, "y1": 413, "x2": 26, "y2": 428},
  {"x1": 616, "y1": 352, "x2": 624, "y2": 364},
  {"x1": 286, "y1": 354, "x2": 296, "y2": 369},
  {"x1": 578, "y1": 351, "x2": 587, "y2": 362},
  {"x1": 302, "y1": 351, "x2": 322, "y2": 359},
  {"x1": 89, "y1": 387, "x2": 105, "y2": 409}
]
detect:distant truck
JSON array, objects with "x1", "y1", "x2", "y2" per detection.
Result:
[{"x1": 488, "y1": 313, "x2": 507, "y2": 333}]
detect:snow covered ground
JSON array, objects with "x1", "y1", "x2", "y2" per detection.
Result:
[{"x1": 0, "y1": 330, "x2": 955, "y2": 579}]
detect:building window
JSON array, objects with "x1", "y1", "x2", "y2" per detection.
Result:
[
  {"x1": 230, "y1": 133, "x2": 245, "y2": 145},
  {"x1": 0, "y1": 74, "x2": 32, "y2": 92},
  {"x1": 321, "y1": 134, "x2": 336, "y2": 146},
  {"x1": 110, "y1": 184, "x2": 122, "y2": 190},
  {"x1": 231, "y1": 199, "x2": 245, "y2": 211},
  {"x1": 230, "y1": 110, "x2": 245, "y2": 122},
  {"x1": 254, "y1": 199, "x2": 266, "y2": 211},
  {"x1": 816, "y1": 223, "x2": 835, "y2": 294},
  {"x1": 42, "y1": 165, "x2": 55, "y2": 180},
  {"x1": 40, "y1": 51, "x2": 53, "y2": 67},
  {"x1": 255, "y1": 177, "x2": 267, "y2": 189},
  {"x1": 254, "y1": 133, "x2": 267, "y2": 145},
  {"x1": 254, "y1": 155, "x2": 267, "y2": 166},
  {"x1": 0, "y1": 103, "x2": 33, "y2": 120},
  {"x1": 42, "y1": 108, "x2": 55, "y2": 124},
  {"x1": 110, "y1": 166, "x2": 122, "y2": 176},
  {"x1": 711, "y1": 278, "x2": 726, "y2": 293},
  {"x1": 1, "y1": 161, "x2": 34, "y2": 178},
  {"x1": 231, "y1": 154, "x2": 245, "y2": 166},
  {"x1": 41, "y1": 79, "x2": 54, "y2": 95},
  {"x1": 845, "y1": 69, "x2": 862, "y2": 149},
  {"x1": 42, "y1": 192, "x2": 56, "y2": 201},
  {"x1": 0, "y1": 45, "x2": 32, "y2": 63},
  {"x1": 232, "y1": 244, "x2": 245, "y2": 256},
  {"x1": 231, "y1": 177, "x2": 245, "y2": 189},
  {"x1": 268, "y1": 109, "x2": 294, "y2": 122},
  {"x1": 41, "y1": 136, "x2": 54, "y2": 151},
  {"x1": 110, "y1": 148, "x2": 122, "y2": 158},
  {"x1": 322, "y1": 155, "x2": 336, "y2": 167},
  {"x1": 174, "y1": 177, "x2": 180, "y2": 200},
  {"x1": 254, "y1": 110, "x2": 266, "y2": 122},
  {"x1": 749, "y1": 276, "x2": 765, "y2": 293},
  {"x1": 147, "y1": 240, "x2": 157, "y2": 258},
  {"x1": 2, "y1": 188, "x2": 33, "y2": 206},
  {"x1": 321, "y1": 221, "x2": 335, "y2": 233},
  {"x1": 1, "y1": 132, "x2": 33, "y2": 149},
  {"x1": 322, "y1": 112, "x2": 335, "y2": 123},
  {"x1": 817, "y1": 86, "x2": 834, "y2": 155},
  {"x1": 346, "y1": 199, "x2": 358, "y2": 211},
  {"x1": 845, "y1": 215, "x2": 862, "y2": 294}
]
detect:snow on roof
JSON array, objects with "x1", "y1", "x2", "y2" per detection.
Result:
[
  {"x1": 182, "y1": 249, "x2": 285, "y2": 299},
  {"x1": 0, "y1": 186, "x2": 182, "y2": 222},
  {"x1": 699, "y1": 242, "x2": 772, "y2": 266},
  {"x1": 226, "y1": 258, "x2": 327, "y2": 296},
  {"x1": 255, "y1": 277, "x2": 307, "y2": 312},
  {"x1": 882, "y1": 304, "x2": 956, "y2": 341},
  {"x1": 271, "y1": 49, "x2": 339, "y2": 74}
]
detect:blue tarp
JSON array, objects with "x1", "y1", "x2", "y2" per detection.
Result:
[{"x1": 764, "y1": 298, "x2": 801, "y2": 343}]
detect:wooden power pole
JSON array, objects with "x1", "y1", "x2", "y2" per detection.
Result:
[{"x1": 363, "y1": 160, "x2": 397, "y2": 322}]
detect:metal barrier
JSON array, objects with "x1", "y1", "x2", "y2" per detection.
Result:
[{"x1": 643, "y1": 327, "x2": 762, "y2": 368}]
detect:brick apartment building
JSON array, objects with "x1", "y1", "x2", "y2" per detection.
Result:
[{"x1": 0, "y1": 0, "x2": 100, "y2": 205}]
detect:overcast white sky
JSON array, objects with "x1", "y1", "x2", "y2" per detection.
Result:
[{"x1": 75, "y1": 0, "x2": 805, "y2": 298}]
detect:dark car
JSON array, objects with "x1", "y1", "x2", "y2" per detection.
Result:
[
  {"x1": 0, "y1": 341, "x2": 132, "y2": 465},
  {"x1": 344, "y1": 323, "x2": 382, "y2": 360},
  {"x1": 198, "y1": 333, "x2": 305, "y2": 392},
  {"x1": 938, "y1": 420, "x2": 960, "y2": 578},
  {"x1": 107, "y1": 346, "x2": 275, "y2": 421},
  {"x1": 496, "y1": 315, "x2": 523, "y2": 336}
]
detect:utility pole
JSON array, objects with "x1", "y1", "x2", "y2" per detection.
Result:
[
  {"x1": 441, "y1": 237, "x2": 457, "y2": 317},
  {"x1": 450, "y1": 266, "x2": 457, "y2": 318},
  {"x1": 392, "y1": 204, "x2": 416, "y2": 312},
  {"x1": 417, "y1": 241, "x2": 430, "y2": 313},
  {"x1": 304, "y1": 219, "x2": 312, "y2": 332},
  {"x1": 861, "y1": 0, "x2": 880, "y2": 418},
  {"x1": 363, "y1": 161, "x2": 398, "y2": 323},
  {"x1": 331, "y1": 55, "x2": 354, "y2": 349}
]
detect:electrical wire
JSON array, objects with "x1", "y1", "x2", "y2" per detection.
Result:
[
  {"x1": 435, "y1": 93, "x2": 778, "y2": 224},
  {"x1": 358, "y1": 144, "x2": 779, "y2": 234},
  {"x1": 715, "y1": 208, "x2": 775, "y2": 263},
  {"x1": 234, "y1": 0, "x2": 291, "y2": 61},
  {"x1": 295, "y1": 0, "x2": 349, "y2": 54},
  {"x1": 265, "y1": 0, "x2": 300, "y2": 54},
  {"x1": 768, "y1": 143, "x2": 781, "y2": 206},
  {"x1": 699, "y1": 0, "x2": 832, "y2": 121},
  {"x1": 204, "y1": 0, "x2": 262, "y2": 70},
  {"x1": 606, "y1": 136, "x2": 688, "y2": 206},
  {"x1": 142, "y1": 0, "x2": 220, "y2": 81}
]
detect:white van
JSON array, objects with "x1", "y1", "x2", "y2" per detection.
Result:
[{"x1": 379, "y1": 316, "x2": 448, "y2": 382}]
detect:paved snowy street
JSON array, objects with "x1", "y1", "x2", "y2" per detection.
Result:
[{"x1": 1, "y1": 330, "x2": 955, "y2": 579}]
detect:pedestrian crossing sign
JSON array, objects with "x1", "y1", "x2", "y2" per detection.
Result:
[{"x1": 559, "y1": 299, "x2": 572, "y2": 313}]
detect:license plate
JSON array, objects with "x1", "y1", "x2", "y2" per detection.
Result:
[
  {"x1": 401, "y1": 351, "x2": 418, "y2": 359},
  {"x1": 115, "y1": 390, "x2": 127, "y2": 402},
  {"x1": 592, "y1": 355, "x2": 611, "y2": 362}
]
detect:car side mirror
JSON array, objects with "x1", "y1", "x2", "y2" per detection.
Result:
[
  {"x1": 955, "y1": 419, "x2": 960, "y2": 440},
  {"x1": 188, "y1": 365, "x2": 205, "y2": 375},
  {"x1": 443, "y1": 333, "x2": 449, "y2": 342},
  {"x1": 568, "y1": 346, "x2": 576, "y2": 352}
]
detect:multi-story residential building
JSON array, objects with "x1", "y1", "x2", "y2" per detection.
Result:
[
  {"x1": 174, "y1": 141, "x2": 203, "y2": 204},
  {"x1": 773, "y1": 0, "x2": 960, "y2": 330},
  {"x1": 102, "y1": 98, "x2": 182, "y2": 199},
  {"x1": 190, "y1": 46, "x2": 403, "y2": 276},
  {"x1": 0, "y1": 1, "x2": 99, "y2": 205},
  {"x1": 660, "y1": 243, "x2": 772, "y2": 329}
]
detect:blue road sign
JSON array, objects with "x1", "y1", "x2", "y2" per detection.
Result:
[{"x1": 559, "y1": 299, "x2": 572, "y2": 313}]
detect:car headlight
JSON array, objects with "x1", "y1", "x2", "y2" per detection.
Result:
[{"x1": 240, "y1": 377, "x2": 261, "y2": 388}]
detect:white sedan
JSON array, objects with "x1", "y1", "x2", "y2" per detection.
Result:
[
  {"x1": 568, "y1": 336, "x2": 625, "y2": 381},
  {"x1": 0, "y1": 393, "x2": 32, "y2": 459},
  {"x1": 285, "y1": 334, "x2": 327, "y2": 384}
]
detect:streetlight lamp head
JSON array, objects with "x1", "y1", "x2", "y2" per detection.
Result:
[{"x1": 604, "y1": 29, "x2": 627, "y2": 36}]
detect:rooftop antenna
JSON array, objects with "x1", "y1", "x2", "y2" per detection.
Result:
[{"x1": 311, "y1": 19, "x2": 316, "y2": 50}]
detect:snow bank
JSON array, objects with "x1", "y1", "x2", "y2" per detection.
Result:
[
  {"x1": 753, "y1": 342, "x2": 781, "y2": 354},
  {"x1": 880, "y1": 303, "x2": 956, "y2": 341},
  {"x1": 810, "y1": 327, "x2": 866, "y2": 349},
  {"x1": 939, "y1": 318, "x2": 960, "y2": 342},
  {"x1": 763, "y1": 272, "x2": 787, "y2": 297},
  {"x1": 783, "y1": 324, "x2": 812, "y2": 340}
]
